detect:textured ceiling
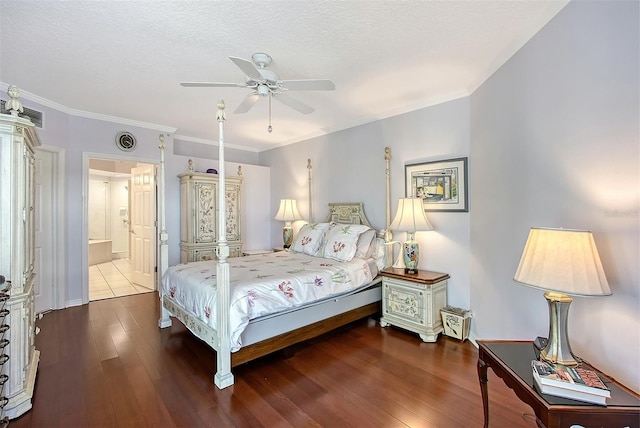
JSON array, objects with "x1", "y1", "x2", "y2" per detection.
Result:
[{"x1": 0, "y1": 1, "x2": 569, "y2": 152}]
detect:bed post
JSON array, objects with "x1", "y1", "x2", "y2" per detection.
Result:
[
  {"x1": 214, "y1": 100, "x2": 234, "y2": 389},
  {"x1": 307, "y1": 158, "x2": 313, "y2": 223},
  {"x1": 158, "y1": 134, "x2": 172, "y2": 328},
  {"x1": 383, "y1": 147, "x2": 395, "y2": 268}
]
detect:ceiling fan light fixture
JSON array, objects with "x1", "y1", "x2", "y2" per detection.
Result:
[{"x1": 257, "y1": 84, "x2": 269, "y2": 97}]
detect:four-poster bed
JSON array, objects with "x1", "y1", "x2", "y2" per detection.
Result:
[{"x1": 157, "y1": 100, "x2": 394, "y2": 389}]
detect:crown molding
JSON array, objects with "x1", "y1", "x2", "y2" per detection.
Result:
[
  {"x1": 0, "y1": 82, "x2": 177, "y2": 134},
  {"x1": 173, "y1": 134, "x2": 259, "y2": 153}
]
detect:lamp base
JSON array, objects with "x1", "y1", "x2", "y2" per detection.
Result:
[
  {"x1": 282, "y1": 226, "x2": 293, "y2": 249},
  {"x1": 403, "y1": 233, "x2": 419, "y2": 274},
  {"x1": 540, "y1": 291, "x2": 579, "y2": 367}
]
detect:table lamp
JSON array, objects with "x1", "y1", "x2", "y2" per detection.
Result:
[
  {"x1": 514, "y1": 227, "x2": 611, "y2": 366},
  {"x1": 274, "y1": 199, "x2": 302, "y2": 248},
  {"x1": 389, "y1": 198, "x2": 433, "y2": 274}
]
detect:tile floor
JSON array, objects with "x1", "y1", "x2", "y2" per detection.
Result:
[{"x1": 89, "y1": 258, "x2": 154, "y2": 301}]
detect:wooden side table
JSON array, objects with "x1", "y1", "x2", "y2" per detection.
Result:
[
  {"x1": 477, "y1": 340, "x2": 640, "y2": 428},
  {"x1": 379, "y1": 268, "x2": 449, "y2": 342}
]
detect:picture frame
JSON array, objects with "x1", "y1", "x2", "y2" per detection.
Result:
[{"x1": 405, "y1": 157, "x2": 468, "y2": 212}]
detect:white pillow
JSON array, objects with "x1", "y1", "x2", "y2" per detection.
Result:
[
  {"x1": 371, "y1": 237, "x2": 387, "y2": 270},
  {"x1": 291, "y1": 223, "x2": 331, "y2": 256},
  {"x1": 354, "y1": 229, "x2": 376, "y2": 259},
  {"x1": 322, "y1": 223, "x2": 371, "y2": 262}
]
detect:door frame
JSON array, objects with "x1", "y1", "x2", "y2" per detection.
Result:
[
  {"x1": 82, "y1": 152, "x2": 160, "y2": 304},
  {"x1": 35, "y1": 145, "x2": 66, "y2": 311}
]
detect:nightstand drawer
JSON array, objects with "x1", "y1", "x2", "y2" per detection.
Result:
[{"x1": 383, "y1": 279, "x2": 428, "y2": 326}]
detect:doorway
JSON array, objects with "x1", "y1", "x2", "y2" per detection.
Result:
[
  {"x1": 34, "y1": 147, "x2": 65, "y2": 314},
  {"x1": 86, "y1": 156, "x2": 157, "y2": 301}
]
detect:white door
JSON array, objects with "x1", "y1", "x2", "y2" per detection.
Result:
[
  {"x1": 130, "y1": 165, "x2": 156, "y2": 289},
  {"x1": 34, "y1": 150, "x2": 53, "y2": 313}
]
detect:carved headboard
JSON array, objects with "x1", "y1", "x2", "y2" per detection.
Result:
[{"x1": 325, "y1": 203, "x2": 373, "y2": 228}]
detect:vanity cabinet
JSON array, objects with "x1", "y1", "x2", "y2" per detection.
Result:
[{"x1": 179, "y1": 171, "x2": 243, "y2": 262}]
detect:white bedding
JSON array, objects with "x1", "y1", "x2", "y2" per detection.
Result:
[{"x1": 161, "y1": 250, "x2": 378, "y2": 351}]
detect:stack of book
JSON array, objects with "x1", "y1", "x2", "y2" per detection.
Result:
[{"x1": 531, "y1": 360, "x2": 611, "y2": 405}]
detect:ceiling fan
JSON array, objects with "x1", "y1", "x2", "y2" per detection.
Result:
[{"x1": 181, "y1": 53, "x2": 335, "y2": 132}]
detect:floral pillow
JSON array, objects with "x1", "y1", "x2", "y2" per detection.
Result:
[
  {"x1": 291, "y1": 223, "x2": 331, "y2": 256},
  {"x1": 322, "y1": 223, "x2": 372, "y2": 262}
]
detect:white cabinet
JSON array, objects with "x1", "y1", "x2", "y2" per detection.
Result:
[
  {"x1": 0, "y1": 113, "x2": 40, "y2": 419},
  {"x1": 379, "y1": 268, "x2": 448, "y2": 342},
  {"x1": 179, "y1": 171, "x2": 243, "y2": 263}
]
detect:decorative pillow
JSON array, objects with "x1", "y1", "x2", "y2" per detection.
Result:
[
  {"x1": 291, "y1": 223, "x2": 331, "y2": 256},
  {"x1": 354, "y1": 229, "x2": 376, "y2": 259},
  {"x1": 322, "y1": 223, "x2": 372, "y2": 262}
]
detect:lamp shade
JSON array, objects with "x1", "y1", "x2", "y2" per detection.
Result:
[
  {"x1": 514, "y1": 227, "x2": 611, "y2": 297},
  {"x1": 389, "y1": 198, "x2": 434, "y2": 232},
  {"x1": 274, "y1": 199, "x2": 302, "y2": 222}
]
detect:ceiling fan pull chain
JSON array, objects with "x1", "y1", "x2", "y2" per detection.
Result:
[{"x1": 268, "y1": 92, "x2": 273, "y2": 133}]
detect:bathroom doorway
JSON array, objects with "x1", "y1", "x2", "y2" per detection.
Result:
[{"x1": 87, "y1": 157, "x2": 156, "y2": 301}]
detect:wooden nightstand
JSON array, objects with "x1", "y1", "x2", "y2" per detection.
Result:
[{"x1": 379, "y1": 268, "x2": 449, "y2": 342}]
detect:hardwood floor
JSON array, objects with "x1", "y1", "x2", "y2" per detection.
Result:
[{"x1": 11, "y1": 292, "x2": 535, "y2": 427}]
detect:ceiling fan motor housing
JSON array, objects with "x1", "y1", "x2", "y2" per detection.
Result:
[{"x1": 256, "y1": 68, "x2": 278, "y2": 86}]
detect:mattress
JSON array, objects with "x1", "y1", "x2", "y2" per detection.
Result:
[{"x1": 161, "y1": 251, "x2": 379, "y2": 351}]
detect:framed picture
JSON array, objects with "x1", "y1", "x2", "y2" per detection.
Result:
[{"x1": 405, "y1": 157, "x2": 468, "y2": 212}]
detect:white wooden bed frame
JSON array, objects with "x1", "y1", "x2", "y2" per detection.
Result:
[{"x1": 156, "y1": 100, "x2": 394, "y2": 389}]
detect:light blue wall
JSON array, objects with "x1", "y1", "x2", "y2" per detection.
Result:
[
  {"x1": 470, "y1": 0, "x2": 639, "y2": 391},
  {"x1": 174, "y1": 138, "x2": 259, "y2": 165},
  {"x1": 261, "y1": 97, "x2": 472, "y2": 310}
]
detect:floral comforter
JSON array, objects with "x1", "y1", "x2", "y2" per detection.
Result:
[{"x1": 161, "y1": 251, "x2": 378, "y2": 351}]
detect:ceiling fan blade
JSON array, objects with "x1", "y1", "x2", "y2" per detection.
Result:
[
  {"x1": 280, "y1": 79, "x2": 335, "y2": 91},
  {"x1": 234, "y1": 93, "x2": 260, "y2": 114},
  {"x1": 274, "y1": 93, "x2": 315, "y2": 114},
  {"x1": 229, "y1": 56, "x2": 264, "y2": 81},
  {"x1": 180, "y1": 81, "x2": 246, "y2": 88}
]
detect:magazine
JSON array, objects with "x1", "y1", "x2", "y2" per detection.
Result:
[{"x1": 531, "y1": 360, "x2": 610, "y2": 405}]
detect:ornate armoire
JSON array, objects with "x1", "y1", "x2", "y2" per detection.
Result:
[
  {"x1": 0, "y1": 95, "x2": 41, "y2": 419},
  {"x1": 179, "y1": 170, "x2": 243, "y2": 262}
]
